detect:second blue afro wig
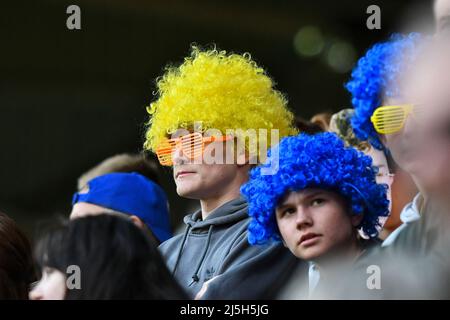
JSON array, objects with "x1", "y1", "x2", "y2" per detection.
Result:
[
  {"x1": 345, "y1": 33, "x2": 423, "y2": 150},
  {"x1": 241, "y1": 132, "x2": 390, "y2": 245}
]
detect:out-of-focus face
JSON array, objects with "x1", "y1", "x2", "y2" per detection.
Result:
[
  {"x1": 400, "y1": 41, "x2": 450, "y2": 198},
  {"x1": 29, "y1": 267, "x2": 66, "y2": 300},
  {"x1": 435, "y1": 0, "x2": 450, "y2": 34},
  {"x1": 380, "y1": 98, "x2": 426, "y2": 176},
  {"x1": 363, "y1": 146, "x2": 393, "y2": 213},
  {"x1": 419, "y1": 108, "x2": 450, "y2": 198},
  {"x1": 365, "y1": 146, "x2": 393, "y2": 194},
  {"x1": 171, "y1": 130, "x2": 243, "y2": 200},
  {"x1": 276, "y1": 189, "x2": 361, "y2": 263}
]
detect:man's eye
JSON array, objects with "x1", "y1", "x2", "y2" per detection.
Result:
[
  {"x1": 439, "y1": 17, "x2": 450, "y2": 33},
  {"x1": 311, "y1": 198, "x2": 325, "y2": 206},
  {"x1": 283, "y1": 208, "x2": 296, "y2": 215}
]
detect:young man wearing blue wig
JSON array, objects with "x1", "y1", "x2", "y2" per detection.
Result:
[{"x1": 241, "y1": 132, "x2": 389, "y2": 298}]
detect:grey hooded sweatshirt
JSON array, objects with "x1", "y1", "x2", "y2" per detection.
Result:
[{"x1": 159, "y1": 196, "x2": 300, "y2": 299}]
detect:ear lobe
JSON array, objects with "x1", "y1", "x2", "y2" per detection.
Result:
[
  {"x1": 129, "y1": 215, "x2": 146, "y2": 229},
  {"x1": 351, "y1": 214, "x2": 364, "y2": 227}
]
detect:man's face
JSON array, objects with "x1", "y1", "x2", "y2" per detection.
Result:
[
  {"x1": 400, "y1": 41, "x2": 450, "y2": 198},
  {"x1": 275, "y1": 189, "x2": 361, "y2": 262},
  {"x1": 435, "y1": 0, "x2": 450, "y2": 34},
  {"x1": 419, "y1": 106, "x2": 450, "y2": 199},
  {"x1": 380, "y1": 98, "x2": 426, "y2": 176},
  {"x1": 171, "y1": 130, "x2": 243, "y2": 200}
]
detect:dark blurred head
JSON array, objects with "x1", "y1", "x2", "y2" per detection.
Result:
[
  {"x1": 31, "y1": 214, "x2": 186, "y2": 300},
  {"x1": 310, "y1": 112, "x2": 332, "y2": 132},
  {"x1": 0, "y1": 211, "x2": 35, "y2": 299},
  {"x1": 294, "y1": 116, "x2": 325, "y2": 134}
]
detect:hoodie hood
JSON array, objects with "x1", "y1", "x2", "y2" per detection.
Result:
[
  {"x1": 169, "y1": 196, "x2": 249, "y2": 287},
  {"x1": 183, "y1": 196, "x2": 248, "y2": 231}
]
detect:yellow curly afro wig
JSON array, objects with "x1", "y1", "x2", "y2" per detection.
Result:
[{"x1": 144, "y1": 46, "x2": 297, "y2": 159}]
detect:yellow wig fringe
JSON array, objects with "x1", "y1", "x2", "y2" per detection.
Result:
[{"x1": 144, "y1": 46, "x2": 297, "y2": 159}]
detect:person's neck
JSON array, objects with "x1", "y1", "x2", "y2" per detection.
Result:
[
  {"x1": 313, "y1": 237, "x2": 363, "y2": 275},
  {"x1": 411, "y1": 175, "x2": 428, "y2": 203},
  {"x1": 199, "y1": 166, "x2": 249, "y2": 220},
  {"x1": 200, "y1": 190, "x2": 241, "y2": 220},
  {"x1": 389, "y1": 168, "x2": 419, "y2": 224}
]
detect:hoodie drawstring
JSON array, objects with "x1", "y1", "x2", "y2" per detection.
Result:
[
  {"x1": 191, "y1": 224, "x2": 214, "y2": 283},
  {"x1": 172, "y1": 224, "x2": 191, "y2": 276}
]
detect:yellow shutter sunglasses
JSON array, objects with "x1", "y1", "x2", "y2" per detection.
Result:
[{"x1": 370, "y1": 104, "x2": 422, "y2": 135}]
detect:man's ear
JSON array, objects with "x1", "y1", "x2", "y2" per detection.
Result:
[
  {"x1": 351, "y1": 214, "x2": 364, "y2": 227},
  {"x1": 129, "y1": 215, "x2": 146, "y2": 229}
]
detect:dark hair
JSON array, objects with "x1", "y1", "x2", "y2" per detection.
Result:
[
  {"x1": 35, "y1": 214, "x2": 186, "y2": 299},
  {"x1": 0, "y1": 211, "x2": 36, "y2": 299},
  {"x1": 294, "y1": 116, "x2": 324, "y2": 134}
]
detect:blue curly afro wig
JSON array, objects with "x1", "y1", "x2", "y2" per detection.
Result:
[
  {"x1": 240, "y1": 132, "x2": 389, "y2": 245},
  {"x1": 345, "y1": 33, "x2": 423, "y2": 150}
]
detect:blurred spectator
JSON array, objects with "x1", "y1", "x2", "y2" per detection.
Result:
[
  {"x1": 71, "y1": 172, "x2": 172, "y2": 244},
  {"x1": 0, "y1": 211, "x2": 36, "y2": 299},
  {"x1": 345, "y1": 34, "x2": 423, "y2": 245},
  {"x1": 29, "y1": 215, "x2": 187, "y2": 300},
  {"x1": 329, "y1": 109, "x2": 394, "y2": 239}
]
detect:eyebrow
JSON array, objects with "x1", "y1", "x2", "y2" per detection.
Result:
[{"x1": 277, "y1": 190, "x2": 325, "y2": 208}]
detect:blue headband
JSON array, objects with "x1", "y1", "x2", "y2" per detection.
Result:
[{"x1": 72, "y1": 172, "x2": 172, "y2": 243}]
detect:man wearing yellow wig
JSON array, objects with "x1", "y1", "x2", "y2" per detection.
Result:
[{"x1": 144, "y1": 46, "x2": 300, "y2": 299}]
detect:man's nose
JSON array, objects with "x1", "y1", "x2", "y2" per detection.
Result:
[
  {"x1": 29, "y1": 287, "x2": 43, "y2": 300},
  {"x1": 295, "y1": 207, "x2": 313, "y2": 229},
  {"x1": 172, "y1": 145, "x2": 188, "y2": 165}
]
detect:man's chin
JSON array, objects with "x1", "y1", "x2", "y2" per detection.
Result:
[
  {"x1": 400, "y1": 159, "x2": 427, "y2": 177},
  {"x1": 176, "y1": 187, "x2": 201, "y2": 199}
]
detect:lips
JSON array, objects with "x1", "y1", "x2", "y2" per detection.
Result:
[
  {"x1": 175, "y1": 170, "x2": 196, "y2": 178},
  {"x1": 298, "y1": 233, "x2": 321, "y2": 246}
]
